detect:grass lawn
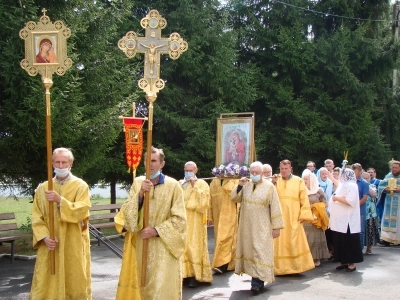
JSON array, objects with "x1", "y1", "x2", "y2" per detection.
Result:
[{"x1": 0, "y1": 196, "x2": 126, "y2": 255}]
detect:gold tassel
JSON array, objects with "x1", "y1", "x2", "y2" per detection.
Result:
[{"x1": 127, "y1": 167, "x2": 131, "y2": 173}]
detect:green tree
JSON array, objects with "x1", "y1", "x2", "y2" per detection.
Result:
[
  {"x1": 124, "y1": 0, "x2": 258, "y2": 179},
  {"x1": 229, "y1": 0, "x2": 397, "y2": 175},
  {"x1": 0, "y1": 0, "x2": 141, "y2": 195}
]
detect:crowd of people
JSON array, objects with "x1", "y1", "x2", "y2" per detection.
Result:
[{"x1": 28, "y1": 148, "x2": 400, "y2": 299}]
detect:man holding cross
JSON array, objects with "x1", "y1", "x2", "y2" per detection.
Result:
[
  {"x1": 29, "y1": 147, "x2": 92, "y2": 300},
  {"x1": 115, "y1": 146, "x2": 187, "y2": 300}
]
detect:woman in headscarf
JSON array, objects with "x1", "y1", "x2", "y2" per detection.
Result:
[
  {"x1": 329, "y1": 168, "x2": 364, "y2": 272},
  {"x1": 317, "y1": 167, "x2": 335, "y2": 259},
  {"x1": 302, "y1": 169, "x2": 330, "y2": 266},
  {"x1": 316, "y1": 167, "x2": 333, "y2": 200},
  {"x1": 361, "y1": 172, "x2": 380, "y2": 255}
]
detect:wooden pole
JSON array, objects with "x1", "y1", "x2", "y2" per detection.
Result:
[
  {"x1": 132, "y1": 102, "x2": 136, "y2": 182},
  {"x1": 141, "y1": 92, "x2": 157, "y2": 286},
  {"x1": 43, "y1": 76, "x2": 55, "y2": 275}
]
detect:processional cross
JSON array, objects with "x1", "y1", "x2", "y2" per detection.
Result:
[
  {"x1": 118, "y1": 9, "x2": 188, "y2": 286},
  {"x1": 19, "y1": 8, "x2": 72, "y2": 275}
]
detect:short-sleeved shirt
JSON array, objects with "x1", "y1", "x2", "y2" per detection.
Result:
[
  {"x1": 357, "y1": 177, "x2": 369, "y2": 215},
  {"x1": 370, "y1": 178, "x2": 381, "y2": 191}
]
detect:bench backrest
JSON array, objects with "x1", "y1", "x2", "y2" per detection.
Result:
[
  {"x1": 0, "y1": 212, "x2": 18, "y2": 232},
  {"x1": 89, "y1": 203, "x2": 122, "y2": 221},
  {"x1": 90, "y1": 203, "x2": 122, "y2": 212}
]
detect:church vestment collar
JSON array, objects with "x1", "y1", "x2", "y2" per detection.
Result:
[
  {"x1": 282, "y1": 174, "x2": 293, "y2": 180},
  {"x1": 154, "y1": 173, "x2": 165, "y2": 186},
  {"x1": 54, "y1": 173, "x2": 72, "y2": 184}
]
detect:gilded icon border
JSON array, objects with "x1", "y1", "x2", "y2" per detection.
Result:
[
  {"x1": 19, "y1": 13, "x2": 72, "y2": 78},
  {"x1": 216, "y1": 114, "x2": 255, "y2": 166}
]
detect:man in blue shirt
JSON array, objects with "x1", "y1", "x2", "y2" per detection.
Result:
[
  {"x1": 367, "y1": 168, "x2": 381, "y2": 191},
  {"x1": 352, "y1": 163, "x2": 370, "y2": 251}
]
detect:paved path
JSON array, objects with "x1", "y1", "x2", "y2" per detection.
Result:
[{"x1": 1, "y1": 229, "x2": 400, "y2": 299}]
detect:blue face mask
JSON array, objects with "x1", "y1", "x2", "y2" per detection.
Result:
[
  {"x1": 150, "y1": 170, "x2": 161, "y2": 180},
  {"x1": 250, "y1": 174, "x2": 261, "y2": 183},
  {"x1": 184, "y1": 172, "x2": 195, "y2": 179}
]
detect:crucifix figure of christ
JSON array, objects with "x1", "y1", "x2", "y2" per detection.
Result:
[
  {"x1": 139, "y1": 42, "x2": 165, "y2": 76},
  {"x1": 118, "y1": 9, "x2": 188, "y2": 93},
  {"x1": 117, "y1": 9, "x2": 188, "y2": 290}
]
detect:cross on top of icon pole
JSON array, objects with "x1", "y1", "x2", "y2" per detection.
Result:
[{"x1": 118, "y1": 9, "x2": 188, "y2": 93}]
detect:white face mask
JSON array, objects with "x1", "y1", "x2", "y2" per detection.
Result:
[{"x1": 54, "y1": 167, "x2": 70, "y2": 177}]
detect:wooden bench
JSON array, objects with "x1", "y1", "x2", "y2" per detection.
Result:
[
  {"x1": 0, "y1": 213, "x2": 31, "y2": 263},
  {"x1": 89, "y1": 203, "x2": 122, "y2": 246}
]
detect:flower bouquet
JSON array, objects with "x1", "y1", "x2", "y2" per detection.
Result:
[{"x1": 211, "y1": 163, "x2": 249, "y2": 178}]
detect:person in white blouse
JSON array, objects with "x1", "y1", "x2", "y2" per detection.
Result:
[{"x1": 329, "y1": 168, "x2": 364, "y2": 272}]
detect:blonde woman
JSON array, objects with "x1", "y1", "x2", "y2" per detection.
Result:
[{"x1": 302, "y1": 169, "x2": 330, "y2": 266}]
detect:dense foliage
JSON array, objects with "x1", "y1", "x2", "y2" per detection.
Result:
[{"x1": 0, "y1": 0, "x2": 399, "y2": 197}]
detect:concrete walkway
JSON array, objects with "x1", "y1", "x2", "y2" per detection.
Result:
[{"x1": 1, "y1": 229, "x2": 400, "y2": 299}]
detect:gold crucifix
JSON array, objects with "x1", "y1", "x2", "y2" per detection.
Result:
[
  {"x1": 118, "y1": 9, "x2": 188, "y2": 286},
  {"x1": 118, "y1": 9, "x2": 188, "y2": 94},
  {"x1": 117, "y1": 9, "x2": 188, "y2": 287}
]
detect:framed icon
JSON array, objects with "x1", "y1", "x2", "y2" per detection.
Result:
[{"x1": 216, "y1": 113, "x2": 255, "y2": 166}]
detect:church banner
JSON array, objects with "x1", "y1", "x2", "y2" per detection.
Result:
[{"x1": 123, "y1": 118, "x2": 144, "y2": 172}]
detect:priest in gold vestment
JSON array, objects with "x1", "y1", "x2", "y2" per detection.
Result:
[
  {"x1": 29, "y1": 148, "x2": 92, "y2": 300},
  {"x1": 273, "y1": 159, "x2": 315, "y2": 275},
  {"x1": 232, "y1": 161, "x2": 284, "y2": 293},
  {"x1": 209, "y1": 178, "x2": 239, "y2": 273},
  {"x1": 180, "y1": 161, "x2": 212, "y2": 287},
  {"x1": 115, "y1": 147, "x2": 186, "y2": 300}
]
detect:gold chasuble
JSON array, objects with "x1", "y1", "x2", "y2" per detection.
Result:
[
  {"x1": 115, "y1": 175, "x2": 186, "y2": 300},
  {"x1": 209, "y1": 178, "x2": 239, "y2": 270},
  {"x1": 180, "y1": 178, "x2": 212, "y2": 282},
  {"x1": 232, "y1": 180, "x2": 284, "y2": 283},
  {"x1": 274, "y1": 175, "x2": 315, "y2": 275},
  {"x1": 30, "y1": 175, "x2": 92, "y2": 300}
]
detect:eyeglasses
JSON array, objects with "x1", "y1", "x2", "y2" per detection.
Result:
[{"x1": 307, "y1": 165, "x2": 314, "y2": 168}]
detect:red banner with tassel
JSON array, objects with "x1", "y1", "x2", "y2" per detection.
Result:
[{"x1": 123, "y1": 118, "x2": 144, "y2": 173}]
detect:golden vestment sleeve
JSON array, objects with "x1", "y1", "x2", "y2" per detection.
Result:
[
  {"x1": 298, "y1": 179, "x2": 313, "y2": 222},
  {"x1": 120, "y1": 178, "x2": 142, "y2": 233},
  {"x1": 59, "y1": 180, "x2": 91, "y2": 223},
  {"x1": 208, "y1": 180, "x2": 217, "y2": 222},
  {"x1": 32, "y1": 184, "x2": 51, "y2": 249},
  {"x1": 231, "y1": 184, "x2": 243, "y2": 203},
  {"x1": 154, "y1": 180, "x2": 186, "y2": 259},
  {"x1": 31, "y1": 180, "x2": 91, "y2": 249},
  {"x1": 312, "y1": 202, "x2": 329, "y2": 230},
  {"x1": 270, "y1": 185, "x2": 285, "y2": 229},
  {"x1": 186, "y1": 180, "x2": 210, "y2": 214}
]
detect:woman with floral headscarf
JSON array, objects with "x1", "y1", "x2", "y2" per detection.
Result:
[
  {"x1": 302, "y1": 169, "x2": 330, "y2": 266},
  {"x1": 329, "y1": 168, "x2": 364, "y2": 272}
]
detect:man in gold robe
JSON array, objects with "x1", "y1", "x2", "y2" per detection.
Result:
[
  {"x1": 30, "y1": 147, "x2": 92, "y2": 300},
  {"x1": 115, "y1": 147, "x2": 186, "y2": 300},
  {"x1": 232, "y1": 161, "x2": 284, "y2": 294},
  {"x1": 273, "y1": 159, "x2": 315, "y2": 275},
  {"x1": 180, "y1": 161, "x2": 212, "y2": 287},
  {"x1": 209, "y1": 177, "x2": 239, "y2": 273}
]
